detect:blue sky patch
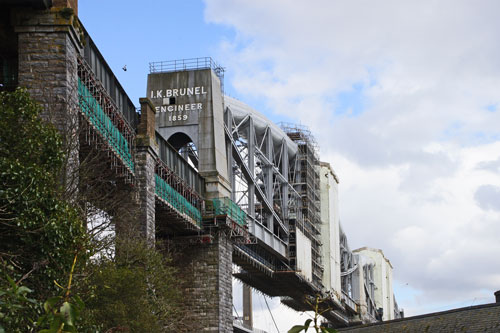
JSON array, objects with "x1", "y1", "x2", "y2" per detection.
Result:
[
  {"x1": 485, "y1": 104, "x2": 497, "y2": 112},
  {"x1": 335, "y1": 82, "x2": 367, "y2": 117}
]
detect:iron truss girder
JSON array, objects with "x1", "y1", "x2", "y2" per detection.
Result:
[{"x1": 224, "y1": 122, "x2": 289, "y2": 236}]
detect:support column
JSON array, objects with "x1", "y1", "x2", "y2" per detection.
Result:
[
  {"x1": 247, "y1": 117, "x2": 256, "y2": 236},
  {"x1": 174, "y1": 233, "x2": 233, "y2": 332},
  {"x1": 14, "y1": 4, "x2": 82, "y2": 192},
  {"x1": 226, "y1": 108, "x2": 235, "y2": 202},
  {"x1": 134, "y1": 98, "x2": 158, "y2": 244},
  {"x1": 352, "y1": 258, "x2": 368, "y2": 321},
  {"x1": 242, "y1": 284, "x2": 253, "y2": 329},
  {"x1": 15, "y1": 5, "x2": 81, "y2": 131},
  {"x1": 281, "y1": 138, "x2": 289, "y2": 221},
  {"x1": 265, "y1": 127, "x2": 274, "y2": 233}
]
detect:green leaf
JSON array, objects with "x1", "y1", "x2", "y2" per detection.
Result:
[
  {"x1": 60, "y1": 301, "x2": 75, "y2": 326},
  {"x1": 62, "y1": 324, "x2": 77, "y2": 333},
  {"x1": 16, "y1": 286, "x2": 32, "y2": 295},
  {"x1": 72, "y1": 295, "x2": 84, "y2": 310},
  {"x1": 320, "y1": 327, "x2": 338, "y2": 333},
  {"x1": 288, "y1": 325, "x2": 307, "y2": 333},
  {"x1": 50, "y1": 313, "x2": 64, "y2": 330},
  {"x1": 40, "y1": 329, "x2": 57, "y2": 333},
  {"x1": 304, "y1": 319, "x2": 312, "y2": 328},
  {"x1": 43, "y1": 296, "x2": 62, "y2": 313},
  {"x1": 6, "y1": 275, "x2": 16, "y2": 288}
]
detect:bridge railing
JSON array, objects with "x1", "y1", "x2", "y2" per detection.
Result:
[
  {"x1": 206, "y1": 197, "x2": 247, "y2": 227},
  {"x1": 155, "y1": 174, "x2": 202, "y2": 227},
  {"x1": 77, "y1": 56, "x2": 135, "y2": 177},
  {"x1": 149, "y1": 57, "x2": 223, "y2": 73},
  {"x1": 156, "y1": 133, "x2": 204, "y2": 194},
  {"x1": 78, "y1": 79, "x2": 134, "y2": 172}
]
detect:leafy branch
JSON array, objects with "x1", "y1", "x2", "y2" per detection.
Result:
[
  {"x1": 37, "y1": 254, "x2": 84, "y2": 333},
  {"x1": 288, "y1": 294, "x2": 337, "y2": 333}
]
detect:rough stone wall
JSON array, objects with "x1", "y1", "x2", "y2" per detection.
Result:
[
  {"x1": 15, "y1": 8, "x2": 81, "y2": 132},
  {"x1": 174, "y1": 233, "x2": 234, "y2": 332},
  {"x1": 134, "y1": 146, "x2": 157, "y2": 243},
  {"x1": 15, "y1": 8, "x2": 82, "y2": 193},
  {"x1": 134, "y1": 99, "x2": 158, "y2": 243},
  {"x1": 338, "y1": 302, "x2": 500, "y2": 333}
]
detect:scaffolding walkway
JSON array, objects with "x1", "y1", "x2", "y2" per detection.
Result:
[
  {"x1": 77, "y1": 56, "x2": 135, "y2": 182},
  {"x1": 155, "y1": 158, "x2": 204, "y2": 234}
]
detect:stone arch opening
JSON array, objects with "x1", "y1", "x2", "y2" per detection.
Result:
[{"x1": 168, "y1": 132, "x2": 198, "y2": 170}]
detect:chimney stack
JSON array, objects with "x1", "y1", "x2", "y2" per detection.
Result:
[{"x1": 494, "y1": 290, "x2": 500, "y2": 303}]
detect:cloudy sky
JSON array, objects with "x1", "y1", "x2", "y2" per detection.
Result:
[{"x1": 81, "y1": 0, "x2": 500, "y2": 331}]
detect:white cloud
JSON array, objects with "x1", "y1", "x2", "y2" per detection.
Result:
[
  {"x1": 475, "y1": 185, "x2": 500, "y2": 211},
  {"x1": 204, "y1": 0, "x2": 500, "y2": 326}
]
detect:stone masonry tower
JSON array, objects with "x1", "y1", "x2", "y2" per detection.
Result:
[
  {"x1": 148, "y1": 60, "x2": 234, "y2": 332},
  {"x1": 148, "y1": 64, "x2": 231, "y2": 199},
  {"x1": 9, "y1": 0, "x2": 82, "y2": 191}
]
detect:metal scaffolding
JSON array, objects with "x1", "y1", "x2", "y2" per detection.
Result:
[
  {"x1": 281, "y1": 123, "x2": 324, "y2": 289},
  {"x1": 224, "y1": 98, "x2": 301, "y2": 258},
  {"x1": 77, "y1": 55, "x2": 136, "y2": 183}
]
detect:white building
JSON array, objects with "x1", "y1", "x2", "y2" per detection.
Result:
[
  {"x1": 319, "y1": 162, "x2": 342, "y2": 301},
  {"x1": 353, "y1": 247, "x2": 396, "y2": 321}
]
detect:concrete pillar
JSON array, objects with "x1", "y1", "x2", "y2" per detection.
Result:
[
  {"x1": 174, "y1": 233, "x2": 233, "y2": 332},
  {"x1": 135, "y1": 98, "x2": 158, "y2": 244},
  {"x1": 242, "y1": 284, "x2": 253, "y2": 329}
]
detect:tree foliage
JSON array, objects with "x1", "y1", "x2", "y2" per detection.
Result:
[
  {"x1": 81, "y1": 237, "x2": 187, "y2": 332},
  {"x1": 0, "y1": 88, "x2": 88, "y2": 331},
  {"x1": 288, "y1": 295, "x2": 338, "y2": 333},
  {"x1": 0, "y1": 88, "x2": 88, "y2": 293},
  {"x1": 0, "y1": 88, "x2": 189, "y2": 332}
]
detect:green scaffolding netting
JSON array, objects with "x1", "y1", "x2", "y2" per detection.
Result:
[
  {"x1": 210, "y1": 197, "x2": 247, "y2": 227},
  {"x1": 155, "y1": 174, "x2": 202, "y2": 227},
  {"x1": 78, "y1": 79, "x2": 134, "y2": 172}
]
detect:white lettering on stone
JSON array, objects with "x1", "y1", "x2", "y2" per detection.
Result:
[{"x1": 158, "y1": 86, "x2": 207, "y2": 97}]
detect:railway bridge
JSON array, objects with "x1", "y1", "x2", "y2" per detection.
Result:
[{"x1": 0, "y1": 1, "x2": 403, "y2": 331}]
